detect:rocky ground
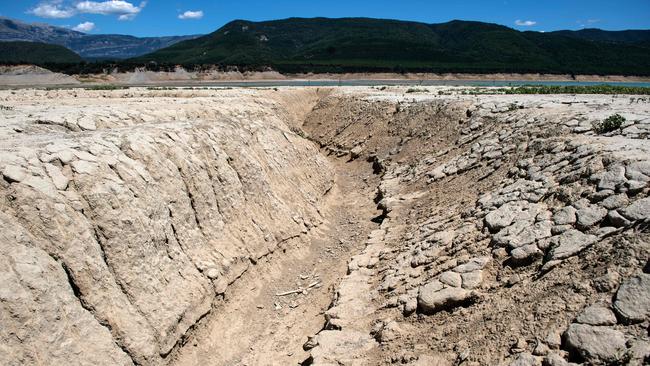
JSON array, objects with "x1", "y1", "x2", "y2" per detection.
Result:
[
  {"x1": 0, "y1": 86, "x2": 648, "y2": 366},
  {"x1": 301, "y1": 87, "x2": 650, "y2": 366}
]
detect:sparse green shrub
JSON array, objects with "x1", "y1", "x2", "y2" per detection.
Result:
[
  {"x1": 592, "y1": 113, "x2": 625, "y2": 133},
  {"x1": 87, "y1": 84, "x2": 128, "y2": 91}
]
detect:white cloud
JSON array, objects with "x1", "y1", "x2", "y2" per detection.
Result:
[
  {"x1": 578, "y1": 19, "x2": 601, "y2": 28},
  {"x1": 178, "y1": 10, "x2": 203, "y2": 20},
  {"x1": 76, "y1": 1, "x2": 146, "y2": 20},
  {"x1": 29, "y1": 2, "x2": 76, "y2": 19},
  {"x1": 72, "y1": 21, "x2": 95, "y2": 32},
  {"x1": 515, "y1": 20, "x2": 537, "y2": 27},
  {"x1": 28, "y1": 1, "x2": 146, "y2": 20}
]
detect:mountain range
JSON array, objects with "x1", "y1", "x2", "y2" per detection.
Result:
[
  {"x1": 2, "y1": 16, "x2": 650, "y2": 76},
  {"x1": 0, "y1": 41, "x2": 82, "y2": 63},
  {"x1": 0, "y1": 17, "x2": 200, "y2": 59},
  {"x1": 138, "y1": 18, "x2": 650, "y2": 76}
]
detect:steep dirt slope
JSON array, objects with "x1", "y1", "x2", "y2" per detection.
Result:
[{"x1": 0, "y1": 88, "x2": 337, "y2": 365}]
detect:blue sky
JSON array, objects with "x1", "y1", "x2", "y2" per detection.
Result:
[{"x1": 1, "y1": 1, "x2": 649, "y2": 37}]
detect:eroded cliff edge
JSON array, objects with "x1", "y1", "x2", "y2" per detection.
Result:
[{"x1": 0, "y1": 88, "x2": 334, "y2": 365}]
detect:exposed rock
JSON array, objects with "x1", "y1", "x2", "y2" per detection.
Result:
[
  {"x1": 44, "y1": 163, "x2": 69, "y2": 190},
  {"x1": 4, "y1": 86, "x2": 650, "y2": 366},
  {"x1": 0, "y1": 88, "x2": 334, "y2": 365},
  {"x1": 533, "y1": 342, "x2": 550, "y2": 356},
  {"x1": 350, "y1": 145, "x2": 364, "y2": 160},
  {"x1": 606, "y1": 210, "x2": 631, "y2": 227},
  {"x1": 575, "y1": 205, "x2": 608, "y2": 230},
  {"x1": 417, "y1": 282, "x2": 475, "y2": 314},
  {"x1": 547, "y1": 230, "x2": 598, "y2": 260},
  {"x1": 542, "y1": 353, "x2": 571, "y2": 366},
  {"x1": 620, "y1": 197, "x2": 650, "y2": 221},
  {"x1": 509, "y1": 352, "x2": 541, "y2": 366},
  {"x1": 0, "y1": 227, "x2": 134, "y2": 366},
  {"x1": 613, "y1": 273, "x2": 650, "y2": 324},
  {"x1": 310, "y1": 330, "x2": 376, "y2": 365},
  {"x1": 626, "y1": 180, "x2": 647, "y2": 194},
  {"x1": 627, "y1": 339, "x2": 650, "y2": 366},
  {"x1": 439, "y1": 271, "x2": 462, "y2": 287},
  {"x1": 595, "y1": 165, "x2": 626, "y2": 191},
  {"x1": 2, "y1": 164, "x2": 27, "y2": 183},
  {"x1": 453, "y1": 256, "x2": 491, "y2": 273},
  {"x1": 485, "y1": 203, "x2": 519, "y2": 231},
  {"x1": 553, "y1": 206, "x2": 577, "y2": 225},
  {"x1": 460, "y1": 270, "x2": 483, "y2": 289},
  {"x1": 511, "y1": 244, "x2": 543, "y2": 264},
  {"x1": 575, "y1": 304, "x2": 617, "y2": 326},
  {"x1": 626, "y1": 161, "x2": 650, "y2": 182},
  {"x1": 563, "y1": 324, "x2": 627, "y2": 364}
]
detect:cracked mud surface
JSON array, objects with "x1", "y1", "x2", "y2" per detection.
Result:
[{"x1": 1, "y1": 86, "x2": 649, "y2": 366}]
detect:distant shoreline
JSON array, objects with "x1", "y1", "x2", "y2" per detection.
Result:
[
  {"x1": 2, "y1": 65, "x2": 650, "y2": 87},
  {"x1": 82, "y1": 70, "x2": 650, "y2": 85},
  {"x1": 284, "y1": 73, "x2": 650, "y2": 83}
]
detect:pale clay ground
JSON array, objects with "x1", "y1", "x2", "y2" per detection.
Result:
[{"x1": 0, "y1": 85, "x2": 648, "y2": 366}]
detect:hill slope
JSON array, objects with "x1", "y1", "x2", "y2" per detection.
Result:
[
  {"x1": 139, "y1": 18, "x2": 650, "y2": 75},
  {"x1": 0, "y1": 41, "x2": 82, "y2": 63},
  {"x1": 550, "y1": 29, "x2": 650, "y2": 45},
  {"x1": 0, "y1": 17, "x2": 200, "y2": 59}
]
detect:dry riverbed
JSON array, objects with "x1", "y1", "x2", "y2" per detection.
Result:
[{"x1": 0, "y1": 86, "x2": 648, "y2": 365}]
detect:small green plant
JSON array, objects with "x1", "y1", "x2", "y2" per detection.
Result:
[
  {"x1": 147, "y1": 86, "x2": 175, "y2": 90},
  {"x1": 87, "y1": 84, "x2": 128, "y2": 91},
  {"x1": 592, "y1": 113, "x2": 625, "y2": 133},
  {"x1": 507, "y1": 103, "x2": 521, "y2": 111}
]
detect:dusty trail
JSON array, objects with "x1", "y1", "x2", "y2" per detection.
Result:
[{"x1": 169, "y1": 132, "x2": 382, "y2": 366}]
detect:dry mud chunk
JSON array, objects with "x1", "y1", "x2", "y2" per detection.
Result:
[
  {"x1": 311, "y1": 330, "x2": 376, "y2": 365},
  {"x1": 44, "y1": 163, "x2": 69, "y2": 190},
  {"x1": 575, "y1": 305, "x2": 617, "y2": 326},
  {"x1": 485, "y1": 203, "x2": 520, "y2": 231},
  {"x1": 595, "y1": 165, "x2": 626, "y2": 191},
  {"x1": 563, "y1": 324, "x2": 626, "y2": 364},
  {"x1": 625, "y1": 161, "x2": 650, "y2": 182},
  {"x1": 453, "y1": 256, "x2": 491, "y2": 273},
  {"x1": 509, "y1": 352, "x2": 541, "y2": 366},
  {"x1": 2, "y1": 164, "x2": 27, "y2": 183},
  {"x1": 542, "y1": 353, "x2": 572, "y2": 366},
  {"x1": 547, "y1": 230, "x2": 597, "y2": 261},
  {"x1": 417, "y1": 281, "x2": 476, "y2": 314},
  {"x1": 553, "y1": 206, "x2": 577, "y2": 225},
  {"x1": 606, "y1": 210, "x2": 630, "y2": 228},
  {"x1": 575, "y1": 206, "x2": 607, "y2": 230},
  {"x1": 439, "y1": 271, "x2": 462, "y2": 287},
  {"x1": 620, "y1": 197, "x2": 650, "y2": 221},
  {"x1": 600, "y1": 194, "x2": 629, "y2": 210},
  {"x1": 613, "y1": 273, "x2": 650, "y2": 324},
  {"x1": 511, "y1": 243, "x2": 543, "y2": 264}
]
